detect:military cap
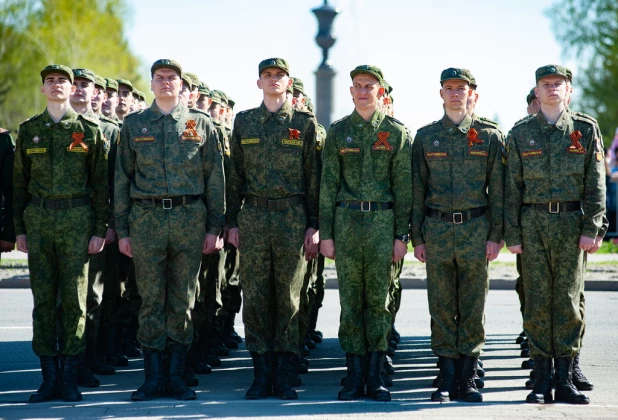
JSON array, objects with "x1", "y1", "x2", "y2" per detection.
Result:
[
  {"x1": 287, "y1": 82, "x2": 293, "y2": 95},
  {"x1": 72, "y1": 68, "x2": 96, "y2": 84},
  {"x1": 105, "y1": 78, "x2": 118, "y2": 92},
  {"x1": 117, "y1": 79, "x2": 134, "y2": 92},
  {"x1": 94, "y1": 75, "x2": 107, "y2": 90},
  {"x1": 535, "y1": 64, "x2": 569, "y2": 83},
  {"x1": 526, "y1": 88, "x2": 537, "y2": 105},
  {"x1": 137, "y1": 90, "x2": 146, "y2": 101},
  {"x1": 213, "y1": 90, "x2": 228, "y2": 105},
  {"x1": 306, "y1": 97, "x2": 314, "y2": 113},
  {"x1": 210, "y1": 90, "x2": 223, "y2": 105},
  {"x1": 185, "y1": 72, "x2": 200, "y2": 90},
  {"x1": 181, "y1": 73, "x2": 193, "y2": 90},
  {"x1": 198, "y1": 81, "x2": 210, "y2": 96},
  {"x1": 383, "y1": 80, "x2": 392, "y2": 95},
  {"x1": 151, "y1": 58, "x2": 182, "y2": 78},
  {"x1": 462, "y1": 69, "x2": 477, "y2": 89},
  {"x1": 227, "y1": 97, "x2": 235, "y2": 109},
  {"x1": 565, "y1": 67, "x2": 573, "y2": 83},
  {"x1": 292, "y1": 77, "x2": 305, "y2": 94},
  {"x1": 40, "y1": 64, "x2": 73, "y2": 84},
  {"x1": 440, "y1": 68, "x2": 472, "y2": 85},
  {"x1": 258, "y1": 58, "x2": 290, "y2": 76},
  {"x1": 350, "y1": 65, "x2": 384, "y2": 85}
]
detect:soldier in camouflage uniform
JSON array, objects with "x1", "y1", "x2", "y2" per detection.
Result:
[
  {"x1": 227, "y1": 58, "x2": 319, "y2": 400},
  {"x1": 411, "y1": 68, "x2": 503, "y2": 403},
  {"x1": 505, "y1": 65, "x2": 605, "y2": 405},
  {"x1": 196, "y1": 81, "x2": 212, "y2": 112},
  {"x1": 0, "y1": 127, "x2": 15, "y2": 257},
  {"x1": 115, "y1": 59, "x2": 225, "y2": 401},
  {"x1": 102, "y1": 78, "x2": 120, "y2": 121},
  {"x1": 115, "y1": 79, "x2": 134, "y2": 122},
  {"x1": 14, "y1": 64, "x2": 108, "y2": 402},
  {"x1": 320, "y1": 65, "x2": 412, "y2": 402}
]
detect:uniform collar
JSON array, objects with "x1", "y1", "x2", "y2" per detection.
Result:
[
  {"x1": 258, "y1": 100, "x2": 293, "y2": 124},
  {"x1": 536, "y1": 108, "x2": 570, "y2": 133},
  {"x1": 350, "y1": 108, "x2": 384, "y2": 130},
  {"x1": 43, "y1": 107, "x2": 78, "y2": 130},
  {"x1": 148, "y1": 100, "x2": 186, "y2": 121},
  {"x1": 441, "y1": 112, "x2": 472, "y2": 134}
]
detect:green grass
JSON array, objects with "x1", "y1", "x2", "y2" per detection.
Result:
[
  {"x1": 598, "y1": 240, "x2": 618, "y2": 254},
  {"x1": 0, "y1": 259, "x2": 28, "y2": 268}
]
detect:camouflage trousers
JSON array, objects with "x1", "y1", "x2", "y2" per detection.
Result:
[
  {"x1": 515, "y1": 255, "x2": 524, "y2": 316},
  {"x1": 25, "y1": 204, "x2": 92, "y2": 357},
  {"x1": 388, "y1": 259, "x2": 404, "y2": 324},
  {"x1": 422, "y1": 215, "x2": 489, "y2": 358},
  {"x1": 221, "y1": 244, "x2": 242, "y2": 316},
  {"x1": 521, "y1": 208, "x2": 585, "y2": 358},
  {"x1": 129, "y1": 200, "x2": 206, "y2": 351},
  {"x1": 299, "y1": 257, "x2": 318, "y2": 348},
  {"x1": 238, "y1": 203, "x2": 306, "y2": 355},
  {"x1": 100, "y1": 244, "x2": 131, "y2": 328},
  {"x1": 193, "y1": 248, "x2": 224, "y2": 340},
  {"x1": 334, "y1": 207, "x2": 394, "y2": 355},
  {"x1": 308, "y1": 254, "x2": 326, "y2": 311},
  {"x1": 85, "y1": 245, "x2": 106, "y2": 351}
]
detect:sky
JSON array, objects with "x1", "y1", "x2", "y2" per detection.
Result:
[{"x1": 125, "y1": 0, "x2": 576, "y2": 134}]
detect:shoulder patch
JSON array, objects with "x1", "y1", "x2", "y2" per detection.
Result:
[
  {"x1": 123, "y1": 110, "x2": 142, "y2": 122},
  {"x1": 416, "y1": 120, "x2": 439, "y2": 134},
  {"x1": 20, "y1": 113, "x2": 43, "y2": 126},
  {"x1": 512, "y1": 114, "x2": 535, "y2": 128},
  {"x1": 385, "y1": 115, "x2": 405, "y2": 126},
  {"x1": 330, "y1": 115, "x2": 349, "y2": 128},
  {"x1": 296, "y1": 109, "x2": 315, "y2": 118},
  {"x1": 572, "y1": 111, "x2": 598, "y2": 126},
  {"x1": 189, "y1": 108, "x2": 211, "y2": 118},
  {"x1": 78, "y1": 113, "x2": 100, "y2": 125},
  {"x1": 475, "y1": 115, "x2": 500, "y2": 129}
]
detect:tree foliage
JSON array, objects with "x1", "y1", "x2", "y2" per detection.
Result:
[
  {"x1": 547, "y1": 0, "x2": 618, "y2": 146},
  {"x1": 0, "y1": 0, "x2": 143, "y2": 131}
]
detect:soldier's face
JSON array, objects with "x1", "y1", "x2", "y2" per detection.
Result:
[
  {"x1": 117, "y1": 86, "x2": 134, "y2": 114},
  {"x1": 466, "y1": 91, "x2": 479, "y2": 114},
  {"x1": 565, "y1": 82, "x2": 573, "y2": 106},
  {"x1": 151, "y1": 68, "x2": 182, "y2": 100},
  {"x1": 208, "y1": 103, "x2": 221, "y2": 121},
  {"x1": 196, "y1": 95, "x2": 211, "y2": 111},
  {"x1": 42, "y1": 73, "x2": 75, "y2": 102},
  {"x1": 536, "y1": 76, "x2": 567, "y2": 107},
  {"x1": 350, "y1": 74, "x2": 383, "y2": 111},
  {"x1": 440, "y1": 80, "x2": 471, "y2": 111},
  {"x1": 527, "y1": 98, "x2": 541, "y2": 115},
  {"x1": 188, "y1": 88, "x2": 199, "y2": 107},
  {"x1": 179, "y1": 84, "x2": 192, "y2": 106},
  {"x1": 258, "y1": 68, "x2": 291, "y2": 96},
  {"x1": 92, "y1": 86, "x2": 107, "y2": 112},
  {"x1": 71, "y1": 78, "x2": 95, "y2": 106},
  {"x1": 103, "y1": 90, "x2": 119, "y2": 116},
  {"x1": 292, "y1": 93, "x2": 306, "y2": 111}
]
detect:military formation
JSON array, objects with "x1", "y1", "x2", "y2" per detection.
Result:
[{"x1": 0, "y1": 58, "x2": 606, "y2": 406}]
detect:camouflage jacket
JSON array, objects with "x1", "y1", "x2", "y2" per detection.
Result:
[
  {"x1": 319, "y1": 109, "x2": 412, "y2": 240},
  {"x1": 411, "y1": 113, "x2": 504, "y2": 246},
  {"x1": 13, "y1": 107, "x2": 109, "y2": 237},
  {"x1": 114, "y1": 101, "x2": 225, "y2": 239}
]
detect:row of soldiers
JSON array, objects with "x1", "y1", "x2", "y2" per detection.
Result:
[{"x1": 1, "y1": 56, "x2": 605, "y2": 405}]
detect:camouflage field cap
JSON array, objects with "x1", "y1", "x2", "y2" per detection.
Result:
[
  {"x1": 535, "y1": 64, "x2": 569, "y2": 83},
  {"x1": 526, "y1": 88, "x2": 536, "y2": 105},
  {"x1": 209, "y1": 90, "x2": 223, "y2": 105},
  {"x1": 258, "y1": 58, "x2": 290, "y2": 76},
  {"x1": 383, "y1": 80, "x2": 392, "y2": 95},
  {"x1": 462, "y1": 69, "x2": 477, "y2": 89},
  {"x1": 116, "y1": 79, "x2": 134, "y2": 92},
  {"x1": 181, "y1": 73, "x2": 193, "y2": 90},
  {"x1": 213, "y1": 90, "x2": 228, "y2": 105},
  {"x1": 198, "y1": 81, "x2": 210, "y2": 96},
  {"x1": 72, "y1": 68, "x2": 96, "y2": 84},
  {"x1": 287, "y1": 82, "x2": 293, "y2": 95},
  {"x1": 40, "y1": 64, "x2": 73, "y2": 84},
  {"x1": 227, "y1": 97, "x2": 235, "y2": 109},
  {"x1": 565, "y1": 67, "x2": 573, "y2": 83},
  {"x1": 151, "y1": 58, "x2": 182, "y2": 78},
  {"x1": 350, "y1": 65, "x2": 384, "y2": 85},
  {"x1": 185, "y1": 72, "x2": 200, "y2": 90},
  {"x1": 292, "y1": 77, "x2": 305, "y2": 94},
  {"x1": 138, "y1": 90, "x2": 146, "y2": 101},
  {"x1": 306, "y1": 97, "x2": 314, "y2": 113},
  {"x1": 440, "y1": 68, "x2": 472, "y2": 85},
  {"x1": 105, "y1": 78, "x2": 119, "y2": 92},
  {"x1": 94, "y1": 75, "x2": 107, "y2": 90}
]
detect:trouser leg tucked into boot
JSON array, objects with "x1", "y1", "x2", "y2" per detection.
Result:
[
  {"x1": 61, "y1": 355, "x2": 83, "y2": 402},
  {"x1": 245, "y1": 351, "x2": 274, "y2": 399},
  {"x1": 572, "y1": 353, "x2": 593, "y2": 391},
  {"x1": 366, "y1": 351, "x2": 390, "y2": 402},
  {"x1": 167, "y1": 344, "x2": 196, "y2": 400},
  {"x1": 526, "y1": 356, "x2": 553, "y2": 403},
  {"x1": 29, "y1": 356, "x2": 61, "y2": 403},
  {"x1": 554, "y1": 357, "x2": 590, "y2": 405},
  {"x1": 431, "y1": 356, "x2": 457, "y2": 402},
  {"x1": 131, "y1": 348, "x2": 164, "y2": 401},
  {"x1": 459, "y1": 355, "x2": 482, "y2": 402},
  {"x1": 274, "y1": 352, "x2": 298, "y2": 400},
  {"x1": 338, "y1": 353, "x2": 365, "y2": 400}
]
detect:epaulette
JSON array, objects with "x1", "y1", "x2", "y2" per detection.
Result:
[
  {"x1": 571, "y1": 111, "x2": 597, "y2": 126},
  {"x1": 0, "y1": 127, "x2": 9, "y2": 135},
  {"x1": 20, "y1": 113, "x2": 43, "y2": 126},
  {"x1": 189, "y1": 108, "x2": 210, "y2": 118},
  {"x1": 475, "y1": 115, "x2": 501, "y2": 129},
  {"x1": 123, "y1": 110, "x2": 143, "y2": 122},
  {"x1": 416, "y1": 120, "x2": 439, "y2": 134},
  {"x1": 99, "y1": 115, "x2": 118, "y2": 126},
  {"x1": 296, "y1": 109, "x2": 315, "y2": 118},
  {"x1": 385, "y1": 115, "x2": 405, "y2": 126},
  {"x1": 330, "y1": 115, "x2": 349, "y2": 128},
  {"x1": 512, "y1": 114, "x2": 535, "y2": 128},
  {"x1": 235, "y1": 108, "x2": 255, "y2": 117},
  {"x1": 78, "y1": 113, "x2": 100, "y2": 125}
]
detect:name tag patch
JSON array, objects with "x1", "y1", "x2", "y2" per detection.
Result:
[
  {"x1": 67, "y1": 146, "x2": 87, "y2": 153},
  {"x1": 468, "y1": 150, "x2": 488, "y2": 157},
  {"x1": 241, "y1": 138, "x2": 260, "y2": 145},
  {"x1": 282, "y1": 139, "x2": 303, "y2": 147},
  {"x1": 181, "y1": 135, "x2": 202, "y2": 141},
  {"x1": 27, "y1": 148, "x2": 47, "y2": 154},
  {"x1": 339, "y1": 147, "x2": 360, "y2": 155},
  {"x1": 134, "y1": 136, "x2": 155, "y2": 142},
  {"x1": 425, "y1": 152, "x2": 447, "y2": 158},
  {"x1": 567, "y1": 148, "x2": 586, "y2": 155},
  {"x1": 522, "y1": 150, "x2": 542, "y2": 158}
]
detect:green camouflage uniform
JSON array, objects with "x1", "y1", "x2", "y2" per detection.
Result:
[
  {"x1": 411, "y1": 113, "x2": 504, "y2": 358},
  {"x1": 504, "y1": 109, "x2": 605, "y2": 358},
  {"x1": 13, "y1": 108, "x2": 108, "y2": 356},
  {"x1": 227, "y1": 101, "x2": 319, "y2": 355},
  {"x1": 114, "y1": 102, "x2": 225, "y2": 351},
  {"x1": 320, "y1": 109, "x2": 412, "y2": 355},
  {"x1": 0, "y1": 129, "x2": 15, "y2": 256}
]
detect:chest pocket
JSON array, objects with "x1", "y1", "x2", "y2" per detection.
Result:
[
  {"x1": 425, "y1": 143, "x2": 450, "y2": 184},
  {"x1": 564, "y1": 147, "x2": 586, "y2": 176},
  {"x1": 241, "y1": 137, "x2": 263, "y2": 173},
  {"x1": 133, "y1": 135, "x2": 158, "y2": 166},
  {"x1": 464, "y1": 144, "x2": 490, "y2": 181},
  {"x1": 520, "y1": 145, "x2": 546, "y2": 181}
]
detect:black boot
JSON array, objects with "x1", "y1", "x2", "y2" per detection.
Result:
[
  {"x1": 292, "y1": 353, "x2": 308, "y2": 374},
  {"x1": 521, "y1": 358, "x2": 535, "y2": 370},
  {"x1": 516, "y1": 330, "x2": 526, "y2": 344},
  {"x1": 459, "y1": 355, "x2": 482, "y2": 402},
  {"x1": 554, "y1": 357, "x2": 589, "y2": 404},
  {"x1": 167, "y1": 344, "x2": 196, "y2": 400},
  {"x1": 221, "y1": 315, "x2": 239, "y2": 350},
  {"x1": 188, "y1": 343, "x2": 212, "y2": 375},
  {"x1": 366, "y1": 351, "x2": 391, "y2": 401},
  {"x1": 526, "y1": 357, "x2": 553, "y2": 403},
  {"x1": 338, "y1": 353, "x2": 365, "y2": 400},
  {"x1": 476, "y1": 364, "x2": 485, "y2": 378},
  {"x1": 122, "y1": 322, "x2": 141, "y2": 358},
  {"x1": 131, "y1": 348, "x2": 164, "y2": 401},
  {"x1": 183, "y1": 361, "x2": 199, "y2": 387},
  {"x1": 93, "y1": 326, "x2": 115, "y2": 375},
  {"x1": 245, "y1": 351, "x2": 274, "y2": 399},
  {"x1": 431, "y1": 356, "x2": 457, "y2": 402},
  {"x1": 77, "y1": 347, "x2": 100, "y2": 388},
  {"x1": 29, "y1": 356, "x2": 60, "y2": 403},
  {"x1": 61, "y1": 355, "x2": 83, "y2": 402},
  {"x1": 572, "y1": 353, "x2": 593, "y2": 391},
  {"x1": 229, "y1": 313, "x2": 243, "y2": 343},
  {"x1": 304, "y1": 334, "x2": 316, "y2": 350},
  {"x1": 474, "y1": 372, "x2": 485, "y2": 389},
  {"x1": 391, "y1": 324, "x2": 401, "y2": 344},
  {"x1": 384, "y1": 355, "x2": 395, "y2": 376},
  {"x1": 274, "y1": 352, "x2": 298, "y2": 400},
  {"x1": 307, "y1": 304, "x2": 322, "y2": 344},
  {"x1": 107, "y1": 323, "x2": 128, "y2": 367}
]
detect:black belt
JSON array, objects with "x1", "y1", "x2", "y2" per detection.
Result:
[
  {"x1": 245, "y1": 194, "x2": 303, "y2": 211},
  {"x1": 524, "y1": 201, "x2": 581, "y2": 213},
  {"x1": 30, "y1": 195, "x2": 89, "y2": 210},
  {"x1": 136, "y1": 195, "x2": 200, "y2": 209},
  {"x1": 337, "y1": 201, "x2": 393, "y2": 212},
  {"x1": 426, "y1": 206, "x2": 486, "y2": 224}
]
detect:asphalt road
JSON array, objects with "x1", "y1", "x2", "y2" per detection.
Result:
[{"x1": 0, "y1": 288, "x2": 617, "y2": 419}]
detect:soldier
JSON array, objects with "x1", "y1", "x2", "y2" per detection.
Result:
[
  {"x1": 320, "y1": 65, "x2": 412, "y2": 402},
  {"x1": 196, "y1": 81, "x2": 212, "y2": 112},
  {"x1": 115, "y1": 79, "x2": 134, "y2": 122},
  {"x1": 185, "y1": 73, "x2": 201, "y2": 109},
  {"x1": 227, "y1": 58, "x2": 319, "y2": 400},
  {"x1": 179, "y1": 73, "x2": 195, "y2": 107},
  {"x1": 14, "y1": 64, "x2": 108, "y2": 402},
  {"x1": 115, "y1": 59, "x2": 225, "y2": 401},
  {"x1": 0, "y1": 127, "x2": 15, "y2": 257},
  {"x1": 505, "y1": 65, "x2": 605, "y2": 405},
  {"x1": 102, "y1": 78, "x2": 119, "y2": 121},
  {"x1": 411, "y1": 68, "x2": 503, "y2": 403}
]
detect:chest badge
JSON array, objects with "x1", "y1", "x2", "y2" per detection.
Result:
[
  {"x1": 33, "y1": 136, "x2": 40, "y2": 144},
  {"x1": 181, "y1": 120, "x2": 202, "y2": 141},
  {"x1": 69, "y1": 132, "x2": 88, "y2": 151},
  {"x1": 372, "y1": 131, "x2": 393, "y2": 152},
  {"x1": 142, "y1": 127, "x2": 148, "y2": 134},
  {"x1": 529, "y1": 139, "x2": 535, "y2": 146},
  {"x1": 433, "y1": 140, "x2": 439, "y2": 147},
  {"x1": 346, "y1": 136, "x2": 353, "y2": 143},
  {"x1": 467, "y1": 128, "x2": 484, "y2": 147},
  {"x1": 288, "y1": 128, "x2": 301, "y2": 139}
]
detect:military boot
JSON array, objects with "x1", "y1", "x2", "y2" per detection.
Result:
[
  {"x1": 29, "y1": 356, "x2": 61, "y2": 403},
  {"x1": 245, "y1": 351, "x2": 274, "y2": 399},
  {"x1": 391, "y1": 324, "x2": 401, "y2": 344},
  {"x1": 229, "y1": 312, "x2": 243, "y2": 343},
  {"x1": 220, "y1": 315, "x2": 238, "y2": 350},
  {"x1": 516, "y1": 330, "x2": 526, "y2": 344},
  {"x1": 188, "y1": 342, "x2": 212, "y2": 375},
  {"x1": 122, "y1": 321, "x2": 141, "y2": 358},
  {"x1": 274, "y1": 352, "x2": 298, "y2": 400},
  {"x1": 167, "y1": 344, "x2": 196, "y2": 400},
  {"x1": 554, "y1": 357, "x2": 589, "y2": 404},
  {"x1": 458, "y1": 355, "x2": 483, "y2": 402},
  {"x1": 572, "y1": 353, "x2": 593, "y2": 391},
  {"x1": 107, "y1": 323, "x2": 128, "y2": 367},
  {"x1": 338, "y1": 353, "x2": 365, "y2": 400},
  {"x1": 131, "y1": 348, "x2": 164, "y2": 401},
  {"x1": 431, "y1": 356, "x2": 457, "y2": 402},
  {"x1": 61, "y1": 355, "x2": 83, "y2": 402},
  {"x1": 384, "y1": 354, "x2": 395, "y2": 376},
  {"x1": 522, "y1": 358, "x2": 535, "y2": 369},
  {"x1": 366, "y1": 351, "x2": 391, "y2": 401},
  {"x1": 92, "y1": 326, "x2": 115, "y2": 375},
  {"x1": 77, "y1": 342, "x2": 100, "y2": 388},
  {"x1": 526, "y1": 357, "x2": 553, "y2": 404},
  {"x1": 307, "y1": 305, "x2": 322, "y2": 343},
  {"x1": 292, "y1": 353, "x2": 308, "y2": 374}
]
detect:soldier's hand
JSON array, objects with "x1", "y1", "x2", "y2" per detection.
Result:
[
  {"x1": 486, "y1": 241, "x2": 501, "y2": 261},
  {"x1": 304, "y1": 228, "x2": 319, "y2": 261},
  {"x1": 320, "y1": 239, "x2": 335, "y2": 260},
  {"x1": 203, "y1": 233, "x2": 220, "y2": 255},
  {"x1": 588, "y1": 236, "x2": 604, "y2": 254},
  {"x1": 228, "y1": 228, "x2": 240, "y2": 249},
  {"x1": 578, "y1": 235, "x2": 595, "y2": 252},
  {"x1": 392, "y1": 239, "x2": 407, "y2": 263},
  {"x1": 507, "y1": 244, "x2": 523, "y2": 254},
  {"x1": 0, "y1": 240, "x2": 14, "y2": 253},
  {"x1": 88, "y1": 236, "x2": 105, "y2": 254},
  {"x1": 104, "y1": 228, "x2": 116, "y2": 245},
  {"x1": 119, "y1": 237, "x2": 133, "y2": 257},
  {"x1": 413, "y1": 244, "x2": 426, "y2": 263},
  {"x1": 16, "y1": 235, "x2": 27, "y2": 253}
]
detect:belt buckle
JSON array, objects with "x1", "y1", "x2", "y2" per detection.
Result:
[
  {"x1": 549, "y1": 202, "x2": 559, "y2": 213},
  {"x1": 360, "y1": 201, "x2": 371, "y2": 212},
  {"x1": 162, "y1": 198, "x2": 173, "y2": 210},
  {"x1": 53, "y1": 199, "x2": 63, "y2": 210},
  {"x1": 453, "y1": 212, "x2": 463, "y2": 224}
]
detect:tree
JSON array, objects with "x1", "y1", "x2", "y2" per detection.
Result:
[
  {"x1": 546, "y1": 0, "x2": 618, "y2": 146},
  {"x1": 0, "y1": 0, "x2": 143, "y2": 131}
]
